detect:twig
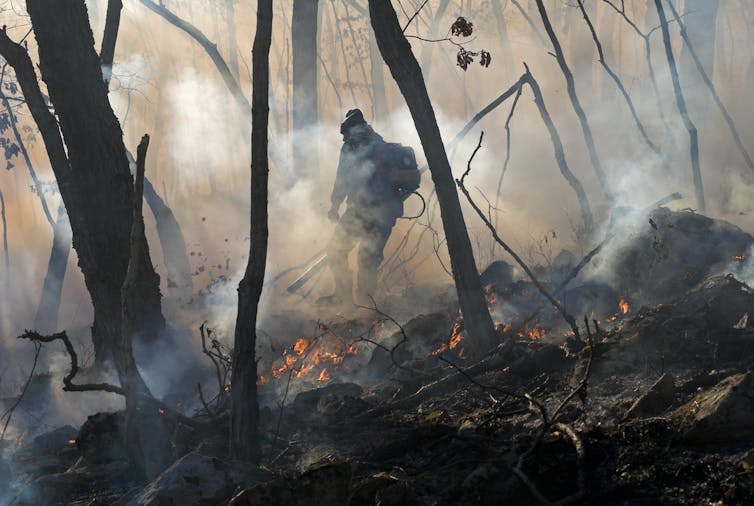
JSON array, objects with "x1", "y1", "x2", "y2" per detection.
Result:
[
  {"x1": 402, "y1": 0, "x2": 431, "y2": 32},
  {"x1": 457, "y1": 132, "x2": 581, "y2": 340}
]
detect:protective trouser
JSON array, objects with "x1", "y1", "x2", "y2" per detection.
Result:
[{"x1": 327, "y1": 205, "x2": 398, "y2": 304}]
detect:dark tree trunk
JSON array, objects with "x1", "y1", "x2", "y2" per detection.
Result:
[
  {"x1": 25, "y1": 0, "x2": 165, "y2": 363},
  {"x1": 292, "y1": 0, "x2": 319, "y2": 178},
  {"x1": 229, "y1": 0, "x2": 272, "y2": 463},
  {"x1": 34, "y1": 201, "x2": 72, "y2": 333},
  {"x1": 368, "y1": 0, "x2": 496, "y2": 352}
]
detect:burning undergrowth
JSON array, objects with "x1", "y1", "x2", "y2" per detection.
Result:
[{"x1": 5, "y1": 208, "x2": 754, "y2": 504}]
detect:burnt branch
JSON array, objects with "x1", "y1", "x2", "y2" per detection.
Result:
[{"x1": 18, "y1": 331, "x2": 124, "y2": 394}]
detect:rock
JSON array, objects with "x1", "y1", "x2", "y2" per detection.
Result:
[
  {"x1": 672, "y1": 373, "x2": 754, "y2": 444},
  {"x1": 610, "y1": 208, "x2": 753, "y2": 302},
  {"x1": 369, "y1": 312, "x2": 454, "y2": 370},
  {"x1": 624, "y1": 374, "x2": 676, "y2": 420},
  {"x1": 127, "y1": 452, "x2": 247, "y2": 506},
  {"x1": 480, "y1": 261, "x2": 514, "y2": 293}
]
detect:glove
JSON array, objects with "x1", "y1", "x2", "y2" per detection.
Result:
[{"x1": 328, "y1": 207, "x2": 340, "y2": 223}]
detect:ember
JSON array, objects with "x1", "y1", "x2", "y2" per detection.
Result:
[{"x1": 67, "y1": 439, "x2": 76, "y2": 445}]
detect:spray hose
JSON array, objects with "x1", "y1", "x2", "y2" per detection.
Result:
[{"x1": 399, "y1": 191, "x2": 426, "y2": 220}]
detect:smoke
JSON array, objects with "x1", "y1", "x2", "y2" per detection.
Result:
[{"x1": 1, "y1": 0, "x2": 754, "y2": 452}]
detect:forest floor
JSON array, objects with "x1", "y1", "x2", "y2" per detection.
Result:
[{"x1": 4, "y1": 207, "x2": 754, "y2": 505}]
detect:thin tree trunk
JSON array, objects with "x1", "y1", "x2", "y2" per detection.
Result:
[
  {"x1": 523, "y1": 68, "x2": 595, "y2": 233},
  {"x1": 143, "y1": 177, "x2": 192, "y2": 296},
  {"x1": 292, "y1": 0, "x2": 319, "y2": 178},
  {"x1": 534, "y1": 0, "x2": 612, "y2": 205},
  {"x1": 34, "y1": 201, "x2": 72, "y2": 333},
  {"x1": 368, "y1": 0, "x2": 496, "y2": 353},
  {"x1": 230, "y1": 0, "x2": 272, "y2": 463},
  {"x1": 654, "y1": 0, "x2": 705, "y2": 211}
]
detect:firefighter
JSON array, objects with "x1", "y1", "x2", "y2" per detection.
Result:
[{"x1": 323, "y1": 109, "x2": 403, "y2": 306}]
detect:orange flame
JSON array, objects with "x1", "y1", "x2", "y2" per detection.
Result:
[
  {"x1": 318, "y1": 368, "x2": 331, "y2": 382},
  {"x1": 68, "y1": 439, "x2": 76, "y2": 445},
  {"x1": 618, "y1": 298, "x2": 629, "y2": 315}
]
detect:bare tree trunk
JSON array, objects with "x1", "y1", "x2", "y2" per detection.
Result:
[
  {"x1": 24, "y1": 0, "x2": 165, "y2": 362},
  {"x1": 654, "y1": 0, "x2": 705, "y2": 211},
  {"x1": 34, "y1": 201, "x2": 72, "y2": 333},
  {"x1": 292, "y1": 0, "x2": 319, "y2": 178},
  {"x1": 534, "y1": 0, "x2": 612, "y2": 205},
  {"x1": 368, "y1": 0, "x2": 496, "y2": 352},
  {"x1": 143, "y1": 178, "x2": 193, "y2": 297},
  {"x1": 230, "y1": 0, "x2": 272, "y2": 463}
]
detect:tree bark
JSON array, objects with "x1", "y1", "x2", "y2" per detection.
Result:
[
  {"x1": 654, "y1": 0, "x2": 705, "y2": 212},
  {"x1": 292, "y1": 0, "x2": 319, "y2": 178},
  {"x1": 230, "y1": 0, "x2": 272, "y2": 463},
  {"x1": 368, "y1": 0, "x2": 496, "y2": 352},
  {"x1": 24, "y1": 0, "x2": 165, "y2": 362}
]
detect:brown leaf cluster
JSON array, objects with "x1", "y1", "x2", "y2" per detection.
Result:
[{"x1": 450, "y1": 16, "x2": 473, "y2": 37}]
